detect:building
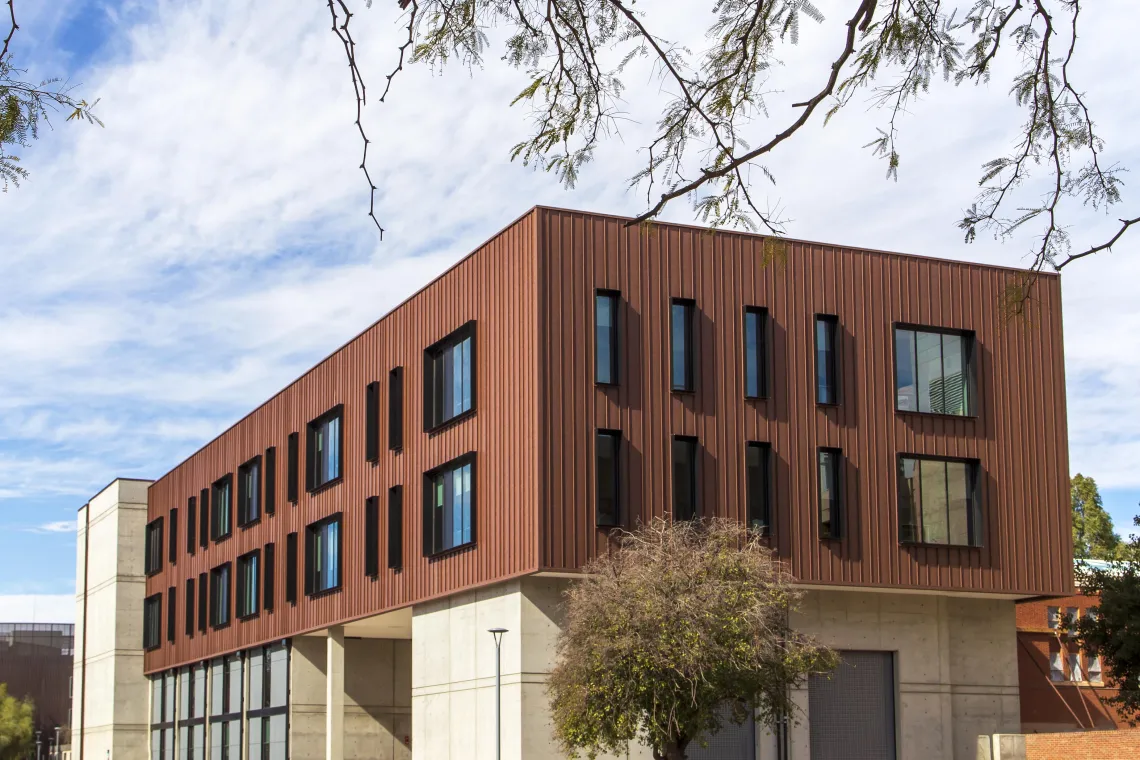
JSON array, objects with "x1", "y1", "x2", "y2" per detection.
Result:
[
  {"x1": 0, "y1": 622, "x2": 75, "y2": 755},
  {"x1": 128, "y1": 207, "x2": 1070, "y2": 760},
  {"x1": 1017, "y1": 561, "x2": 1126, "y2": 732}
]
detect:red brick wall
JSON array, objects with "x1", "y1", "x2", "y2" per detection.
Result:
[{"x1": 1025, "y1": 729, "x2": 1140, "y2": 760}]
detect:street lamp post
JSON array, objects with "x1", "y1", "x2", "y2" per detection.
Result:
[{"x1": 488, "y1": 628, "x2": 508, "y2": 760}]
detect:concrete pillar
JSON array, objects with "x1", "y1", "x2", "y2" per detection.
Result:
[{"x1": 326, "y1": 627, "x2": 345, "y2": 760}]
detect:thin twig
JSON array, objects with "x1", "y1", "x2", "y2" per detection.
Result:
[
  {"x1": 1056, "y1": 217, "x2": 1140, "y2": 269},
  {"x1": 2, "y1": 0, "x2": 17, "y2": 64}
]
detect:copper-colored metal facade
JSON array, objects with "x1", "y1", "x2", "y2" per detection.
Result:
[{"x1": 145, "y1": 206, "x2": 1072, "y2": 674}]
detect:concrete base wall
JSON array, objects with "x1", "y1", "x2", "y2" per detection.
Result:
[{"x1": 291, "y1": 635, "x2": 412, "y2": 760}]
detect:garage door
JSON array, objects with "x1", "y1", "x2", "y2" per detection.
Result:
[
  {"x1": 687, "y1": 703, "x2": 756, "y2": 760},
  {"x1": 808, "y1": 651, "x2": 896, "y2": 760}
]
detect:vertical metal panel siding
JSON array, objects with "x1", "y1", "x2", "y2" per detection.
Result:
[
  {"x1": 536, "y1": 208, "x2": 1071, "y2": 597},
  {"x1": 145, "y1": 211, "x2": 540, "y2": 674}
]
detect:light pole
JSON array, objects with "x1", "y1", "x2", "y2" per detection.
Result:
[{"x1": 488, "y1": 627, "x2": 508, "y2": 760}]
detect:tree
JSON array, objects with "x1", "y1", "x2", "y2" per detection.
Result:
[
  {"x1": 0, "y1": 683, "x2": 34, "y2": 760},
  {"x1": 1074, "y1": 517, "x2": 1140, "y2": 725},
  {"x1": 547, "y1": 518, "x2": 838, "y2": 760},
  {"x1": 1071, "y1": 473, "x2": 1123, "y2": 560},
  {"x1": 326, "y1": 0, "x2": 1134, "y2": 307},
  {"x1": 1, "y1": 1, "x2": 102, "y2": 191}
]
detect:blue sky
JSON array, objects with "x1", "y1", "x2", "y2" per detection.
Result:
[{"x1": 2, "y1": 1, "x2": 1139, "y2": 621}]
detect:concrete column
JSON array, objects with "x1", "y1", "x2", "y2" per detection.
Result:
[{"x1": 326, "y1": 627, "x2": 345, "y2": 760}]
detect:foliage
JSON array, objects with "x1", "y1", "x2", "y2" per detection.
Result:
[
  {"x1": 1074, "y1": 518, "x2": 1140, "y2": 725},
  {"x1": 547, "y1": 518, "x2": 838, "y2": 760},
  {"x1": 1071, "y1": 473, "x2": 1123, "y2": 561},
  {"x1": 0, "y1": 683, "x2": 35, "y2": 760},
  {"x1": 1, "y1": 1, "x2": 102, "y2": 191}
]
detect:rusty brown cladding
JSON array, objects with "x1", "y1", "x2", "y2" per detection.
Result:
[
  {"x1": 535, "y1": 208, "x2": 1071, "y2": 596},
  {"x1": 144, "y1": 206, "x2": 1072, "y2": 675}
]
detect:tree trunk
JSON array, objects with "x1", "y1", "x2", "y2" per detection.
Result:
[{"x1": 653, "y1": 738, "x2": 688, "y2": 760}]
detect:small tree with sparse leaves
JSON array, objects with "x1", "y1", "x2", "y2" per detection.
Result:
[{"x1": 547, "y1": 518, "x2": 837, "y2": 760}]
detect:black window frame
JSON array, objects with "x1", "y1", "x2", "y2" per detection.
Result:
[
  {"x1": 263, "y1": 543, "x2": 275, "y2": 611},
  {"x1": 178, "y1": 663, "x2": 207, "y2": 760},
  {"x1": 814, "y1": 314, "x2": 840, "y2": 405},
  {"x1": 166, "y1": 585, "x2": 176, "y2": 643},
  {"x1": 365, "y1": 381, "x2": 380, "y2": 463},
  {"x1": 208, "y1": 654, "x2": 243, "y2": 760},
  {"x1": 209, "y1": 562, "x2": 232, "y2": 629},
  {"x1": 185, "y1": 577, "x2": 195, "y2": 637},
  {"x1": 672, "y1": 436, "x2": 699, "y2": 521},
  {"x1": 389, "y1": 367, "x2": 404, "y2": 451},
  {"x1": 199, "y1": 488, "x2": 210, "y2": 548},
  {"x1": 896, "y1": 454, "x2": 983, "y2": 547},
  {"x1": 305, "y1": 513, "x2": 344, "y2": 596},
  {"x1": 145, "y1": 518, "x2": 164, "y2": 576},
  {"x1": 387, "y1": 486, "x2": 403, "y2": 570},
  {"x1": 365, "y1": 496, "x2": 380, "y2": 578},
  {"x1": 670, "y1": 298, "x2": 695, "y2": 393},
  {"x1": 287, "y1": 432, "x2": 299, "y2": 504},
  {"x1": 168, "y1": 509, "x2": 178, "y2": 566},
  {"x1": 237, "y1": 456, "x2": 262, "y2": 528},
  {"x1": 285, "y1": 532, "x2": 298, "y2": 605},
  {"x1": 210, "y1": 474, "x2": 233, "y2": 542},
  {"x1": 186, "y1": 496, "x2": 197, "y2": 555},
  {"x1": 151, "y1": 671, "x2": 176, "y2": 760},
  {"x1": 247, "y1": 642, "x2": 290, "y2": 760},
  {"x1": 306, "y1": 405, "x2": 345, "y2": 494},
  {"x1": 236, "y1": 549, "x2": 260, "y2": 620},
  {"x1": 595, "y1": 430, "x2": 622, "y2": 527},
  {"x1": 817, "y1": 447, "x2": 843, "y2": 540},
  {"x1": 264, "y1": 446, "x2": 276, "y2": 516},
  {"x1": 423, "y1": 321, "x2": 477, "y2": 432},
  {"x1": 595, "y1": 290, "x2": 620, "y2": 386},
  {"x1": 746, "y1": 441, "x2": 772, "y2": 535},
  {"x1": 422, "y1": 453, "x2": 477, "y2": 557},
  {"x1": 892, "y1": 323, "x2": 977, "y2": 417},
  {"x1": 744, "y1": 306, "x2": 770, "y2": 399},
  {"x1": 197, "y1": 572, "x2": 207, "y2": 633},
  {"x1": 143, "y1": 593, "x2": 162, "y2": 650}
]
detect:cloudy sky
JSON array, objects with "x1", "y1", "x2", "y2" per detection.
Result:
[{"x1": 2, "y1": 0, "x2": 1137, "y2": 622}]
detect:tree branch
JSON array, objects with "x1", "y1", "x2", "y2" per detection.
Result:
[
  {"x1": 1, "y1": 0, "x2": 16, "y2": 65},
  {"x1": 1055, "y1": 216, "x2": 1140, "y2": 269}
]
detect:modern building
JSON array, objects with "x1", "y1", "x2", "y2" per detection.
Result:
[
  {"x1": 0, "y1": 622, "x2": 75, "y2": 756},
  {"x1": 131, "y1": 207, "x2": 1071, "y2": 760},
  {"x1": 1017, "y1": 561, "x2": 1125, "y2": 732}
]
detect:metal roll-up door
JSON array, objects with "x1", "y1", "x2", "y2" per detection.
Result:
[
  {"x1": 687, "y1": 703, "x2": 756, "y2": 760},
  {"x1": 808, "y1": 650, "x2": 896, "y2": 760}
]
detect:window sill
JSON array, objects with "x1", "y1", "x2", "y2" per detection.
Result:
[
  {"x1": 744, "y1": 394, "x2": 770, "y2": 402},
  {"x1": 816, "y1": 401, "x2": 841, "y2": 408},
  {"x1": 307, "y1": 584, "x2": 343, "y2": 600},
  {"x1": 596, "y1": 381, "x2": 620, "y2": 389},
  {"x1": 212, "y1": 531, "x2": 233, "y2": 545},
  {"x1": 671, "y1": 388, "x2": 695, "y2": 395},
  {"x1": 426, "y1": 407, "x2": 476, "y2": 436},
  {"x1": 307, "y1": 476, "x2": 344, "y2": 497},
  {"x1": 238, "y1": 611, "x2": 260, "y2": 622},
  {"x1": 900, "y1": 541, "x2": 982, "y2": 550},
  {"x1": 145, "y1": 568, "x2": 161, "y2": 578},
  {"x1": 211, "y1": 621, "x2": 231, "y2": 631},
  {"x1": 895, "y1": 409, "x2": 978, "y2": 421},
  {"x1": 426, "y1": 540, "x2": 476, "y2": 561},
  {"x1": 238, "y1": 516, "x2": 261, "y2": 531}
]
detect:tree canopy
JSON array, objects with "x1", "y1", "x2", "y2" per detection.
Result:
[
  {"x1": 1071, "y1": 473, "x2": 1124, "y2": 561},
  {"x1": 547, "y1": 518, "x2": 837, "y2": 760},
  {"x1": 0, "y1": 683, "x2": 34, "y2": 760}
]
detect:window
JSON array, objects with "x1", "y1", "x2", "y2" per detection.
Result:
[
  {"x1": 423, "y1": 454, "x2": 476, "y2": 555},
  {"x1": 150, "y1": 672, "x2": 175, "y2": 760},
  {"x1": 263, "y1": 543, "x2": 275, "y2": 611},
  {"x1": 1087, "y1": 654, "x2": 1102, "y2": 684},
  {"x1": 389, "y1": 367, "x2": 404, "y2": 450},
  {"x1": 167, "y1": 586, "x2": 176, "y2": 643},
  {"x1": 287, "y1": 432, "x2": 299, "y2": 504},
  {"x1": 197, "y1": 572, "x2": 207, "y2": 633},
  {"x1": 264, "y1": 447, "x2": 276, "y2": 516},
  {"x1": 143, "y1": 593, "x2": 162, "y2": 650},
  {"x1": 365, "y1": 381, "x2": 380, "y2": 463},
  {"x1": 388, "y1": 486, "x2": 403, "y2": 570},
  {"x1": 1047, "y1": 606, "x2": 1061, "y2": 629},
  {"x1": 744, "y1": 307, "x2": 769, "y2": 399},
  {"x1": 746, "y1": 442, "x2": 772, "y2": 534},
  {"x1": 672, "y1": 436, "x2": 698, "y2": 521},
  {"x1": 1066, "y1": 606, "x2": 1078, "y2": 634},
  {"x1": 306, "y1": 406, "x2": 344, "y2": 492},
  {"x1": 815, "y1": 315, "x2": 839, "y2": 404},
  {"x1": 211, "y1": 475, "x2": 233, "y2": 541},
  {"x1": 1067, "y1": 651, "x2": 1081, "y2": 682},
  {"x1": 894, "y1": 326, "x2": 974, "y2": 416},
  {"x1": 818, "y1": 448, "x2": 843, "y2": 539},
  {"x1": 897, "y1": 456, "x2": 982, "y2": 547},
  {"x1": 596, "y1": 431, "x2": 621, "y2": 527},
  {"x1": 185, "y1": 577, "x2": 195, "y2": 636},
  {"x1": 1049, "y1": 647, "x2": 1064, "y2": 682},
  {"x1": 671, "y1": 299, "x2": 694, "y2": 392},
  {"x1": 178, "y1": 664, "x2": 206, "y2": 760},
  {"x1": 424, "y1": 322, "x2": 475, "y2": 430},
  {"x1": 365, "y1": 496, "x2": 380, "y2": 577},
  {"x1": 285, "y1": 532, "x2": 298, "y2": 604},
  {"x1": 145, "y1": 518, "x2": 164, "y2": 576},
  {"x1": 248, "y1": 643, "x2": 289, "y2": 760},
  {"x1": 199, "y1": 488, "x2": 210, "y2": 548},
  {"x1": 238, "y1": 457, "x2": 261, "y2": 527},
  {"x1": 236, "y1": 550, "x2": 260, "y2": 619},
  {"x1": 305, "y1": 514, "x2": 343, "y2": 595},
  {"x1": 596, "y1": 291, "x2": 619, "y2": 385},
  {"x1": 168, "y1": 509, "x2": 178, "y2": 565},
  {"x1": 209, "y1": 563, "x2": 231, "y2": 628},
  {"x1": 209, "y1": 655, "x2": 243, "y2": 760},
  {"x1": 187, "y1": 496, "x2": 197, "y2": 555}
]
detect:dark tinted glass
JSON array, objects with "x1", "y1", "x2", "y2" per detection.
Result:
[
  {"x1": 596, "y1": 431, "x2": 620, "y2": 526},
  {"x1": 596, "y1": 293, "x2": 618, "y2": 384},
  {"x1": 672, "y1": 437, "x2": 698, "y2": 520},
  {"x1": 671, "y1": 301, "x2": 694, "y2": 391}
]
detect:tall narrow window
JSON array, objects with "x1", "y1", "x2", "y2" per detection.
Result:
[
  {"x1": 1088, "y1": 654, "x2": 1103, "y2": 684},
  {"x1": 815, "y1": 315, "x2": 839, "y2": 404},
  {"x1": 388, "y1": 486, "x2": 403, "y2": 570},
  {"x1": 236, "y1": 551, "x2": 260, "y2": 619},
  {"x1": 1049, "y1": 646, "x2": 1064, "y2": 681},
  {"x1": 1067, "y1": 651, "x2": 1081, "y2": 682},
  {"x1": 306, "y1": 406, "x2": 344, "y2": 492},
  {"x1": 672, "y1": 436, "x2": 698, "y2": 521},
  {"x1": 199, "y1": 488, "x2": 210, "y2": 548},
  {"x1": 238, "y1": 456, "x2": 261, "y2": 527},
  {"x1": 818, "y1": 448, "x2": 843, "y2": 539},
  {"x1": 185, "y1": 577, "x2": 195, "y2": 636},
  {"x1": 150, "y1": 672, "x2": 175, "y2": 760},
  {"x1": 178, "y1": 664, "x2": 206, "y2": 760},
  {"x1": 145, "y1": 518, "x2": 164, "y2": 575},
  {"x1": 197, "y1": 572, "x2": 207, "y2": 633},
  {"x1": 596, "y1": 291, "x2": 619, "y2": 385},
  {"x1": 211, "y1": 475, "x2": 233, "y2": 541},
  {"x1": 143, "y1": 593, "x2": 162, "y2": 650},
  {"x1": 897, "y1": 456, "x2": 982, "y2": 547},
  {"x1": 285, "y1": 532, "x2": 298, "y2": 604},
  {"x1": 209, "y1": 563, "x2": 231, "y2": 628},
  {"x1": 168, "y1": 509, "x2": 178, "y2": 566},
  {"x1": 264, "y1": 446, "x2": 276, "y2": 516},
  {"x1": 166, "y1": 586, "x2": 176, "y2": 643},
  {"x1": 389, "y1": 367, "x2": 404, "y2": 450},
  {"x1": 186, "y1": 496, "x2": 197, "y2": 555},
  {"x1": 596, "y1": 430, "x2": 621, "y2": 527},
  {"x1": 365, "y1": 496, "x2": 380, "y2": 577},
  {"x1": 1046, "y1": 606, "x2": 1061, "y2": 629},
  {"x1": 746, "y1": 442, "x2": 772, "y2": 534},
  {"x1": 895, "y1": 326, "x2": 974, "y2": 415},
  {"x1": 305, "y1": 514, "x2": 343, "y2": 595},
  {"x1": 671, "y1": 299, "x2": 695, "y2": 392},
  {"x1": 424, "y1": 322, "x2": 476, "y2": 430},
  {"x1": 423, "y1": 454, "x2": 476, "y2": 555},
  {"x1": 208, "y1": 655, "x2": 243, "y2": 760},
  {"x1": 365, "y1": 381, "x2": 380, "y2": 463},
  {"x1": 287, "y1": 432, "x2": 299, "y2": 503},
  {"x1": 263, "y1": 543, "x2": 275, "y2": 611},
  {"x1": 247, "y1": 643, "x2": 288, "y2": 760},
  {"x1": 744, "y1": 307, "x2": 769, "y2": 399}
]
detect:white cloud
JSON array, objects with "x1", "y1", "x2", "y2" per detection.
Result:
[
  {"x1": 25, "y1": 520, "x2": 79, "y2": 534},
  {"x1": 0, "y1": 595, "x2": 75, "y2": 623}
]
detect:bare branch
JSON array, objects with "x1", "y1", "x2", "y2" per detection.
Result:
[
  {"x1": 1056, "y1": 216, "x2": 1140, "y2": 269},
  {"x1": 1, "y1": 0, "x2": 16, "y2": 65}
]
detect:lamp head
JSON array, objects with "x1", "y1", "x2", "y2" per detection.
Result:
[{"x1": 488, "y1": 627, "x2": 508, "y2": 646}]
